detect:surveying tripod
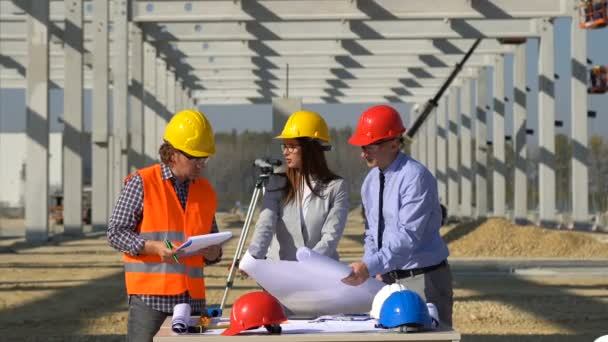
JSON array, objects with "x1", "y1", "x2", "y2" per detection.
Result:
[{"x1": 219, "y1": 158, "x2": 282, "y2": 312}]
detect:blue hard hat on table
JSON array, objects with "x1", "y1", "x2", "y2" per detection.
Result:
[{"x1": 378, "y1": 290, "x2": 432, "y2": 330}]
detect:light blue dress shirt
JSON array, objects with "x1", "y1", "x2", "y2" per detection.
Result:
[{"x1": 361, "y1": 152, "x2": 449, "y2": 277}]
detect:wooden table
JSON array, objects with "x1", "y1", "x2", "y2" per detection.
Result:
[{"x1": 153, "y1": 317, "x2": 461, "y2": 342}]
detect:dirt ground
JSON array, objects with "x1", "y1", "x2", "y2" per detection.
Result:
[{"x1": 0, "y1": 211, "x2": 607, "y2": 341}]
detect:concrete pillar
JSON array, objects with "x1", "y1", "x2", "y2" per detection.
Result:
[
  {"x1": 513, "y1": 44, "x2": 528, "y2": 224},
  {"x1": 538, "y1": 18, "x2": 558, "y2": 227},
  {"x1": 272, "y1": 98, "x2": 302, "y2": 137},
  {"x1": 418, "y1": 110, "x2": 428, "y2": 166},
  {"x1": 156, "y1": 58, "x2": 168, "y2": 154},
  {"x1": 25, "y1": 0, "x2": 50, "y2": 242},
  {"x1": 143, "y1": 42, "x2": 158, "y2": 164},
  {"x1": 475, "y1": 68, "x2": 489, "y2": 218},
  {"x1": 167, "y1": 69, "x2": 176, "y2": 114},
  {"x1": 426, "y1": 108, "x2": 437, "y2": 177},
  {"x1": 175, "y1": 79, "x2": 183, "y2": 110},
  {"x1": 409, "y1": 109, "x2": 418, "y2": 160},
  {"x1": 436, "y1": 97, "x2": 448, "y2": 205},
  {"x1": 181, "y1": 85, "x2": 188, "y2": 110},
  {"x1": 492, "y1": 55, "x2": 507, "y2": 217},
  {"x1": 460, "y1": 79, "x2": 473, "y2": 218},
  {"x1": 447, "y1": 86, "x2": 460, "y2": 220},
  {"x1": 570, "y1": 10, "x2": 590, "y2": 228},
  {"x1": 63, "y1": 0, "x2": 84, "y2": 235},
  {"x1": 110, "y1": 0, "x2": 129, "y2": 204},
  {"x1": 129, "y1": 23, "x2": 144, "y2": 172},
  {"x1": 91, "y1": 0, "x2": 109, "y2": 232}
]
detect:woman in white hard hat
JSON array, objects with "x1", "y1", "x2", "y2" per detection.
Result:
[{"x1": 247, "y1": 110, "x2": 349, "y2": 261}]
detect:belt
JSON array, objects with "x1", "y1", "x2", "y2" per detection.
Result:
[{"x1": 381, "y1": 260, "x2": 447, "y2": 284}]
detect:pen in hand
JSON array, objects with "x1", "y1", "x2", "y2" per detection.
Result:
[{"x1": 165, "y1": 240, "x2": 180, "y2": 264}]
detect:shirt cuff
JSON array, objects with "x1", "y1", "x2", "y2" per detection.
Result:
[
  {"x1": 205, "y1": 248, "x2": 223, "y2": 265},
  {"x1": 247, "y1": 244, "x2": 267, "y2": 260},
  {"x1": 363, "y1": 253, "x2": 383, "y2": 278},
  {"x1": 131, "y1": 236, "x2": 146, "y2": 256}
]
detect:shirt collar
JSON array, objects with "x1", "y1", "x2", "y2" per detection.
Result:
[
  {"x1": 379, "y1": 152, "x2": 407, "y2": 176},
  {"x1": 161, "y1": 163, "x2": 195, "y2": 184},
  {"x1": 160, "y1": 163, "x2": 173, "y2": 180}
]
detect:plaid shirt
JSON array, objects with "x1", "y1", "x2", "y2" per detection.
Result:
[{"x1": 108, "y1": 163, "x2": 220, "y2": 314}]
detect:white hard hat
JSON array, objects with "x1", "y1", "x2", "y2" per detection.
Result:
[
  {"x1": 595, "y1": 335, "x2": 608, "y2": 342},
  {"x1": 370, "y1": 283, "x2": 407, "y2": 319}
]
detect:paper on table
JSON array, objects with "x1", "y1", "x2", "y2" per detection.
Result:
[
  {"x1": 201, "y1": 318, "x2": 387, "y2": 335},
  {"x1": 171, "y1": 303, "x2": 191, "y2": 334},
  {"x1": 239, "y1": 248, "x2": 384, "y2": 317},
  {"x1": 176, "y1": 231, "x2": 232, "y2": 255}
]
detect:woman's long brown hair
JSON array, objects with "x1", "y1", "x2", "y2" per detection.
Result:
[{"x1": 284, "y1": 138, "x2": 340, "y2": 204}]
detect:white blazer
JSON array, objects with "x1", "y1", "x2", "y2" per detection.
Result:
[{"x1": 248, "y1": 174, "x2": 349, "y2": 261}]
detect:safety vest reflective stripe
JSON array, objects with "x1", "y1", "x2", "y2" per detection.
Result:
[
  {"x1": 124, "y1": 262, "x2": 204, "y2": 278},
  {"x1": 139, "y1": 231, "x2": 186, "y2": 242}
]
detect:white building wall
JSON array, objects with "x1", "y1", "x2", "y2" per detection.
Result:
[
  {"x1": 0, "y1": 133, "x2": 62, "y2": 209},
  {"x1": 0, "y1": 133, "x2": 26, "y2": 209}
]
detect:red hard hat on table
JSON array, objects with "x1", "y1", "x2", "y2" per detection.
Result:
[
  {"x1": 222, "y1": 291, "x2": 287, "y2": 336},
  {"x1": 348, "y1": 105, "x2": 406, "y2": 146}
]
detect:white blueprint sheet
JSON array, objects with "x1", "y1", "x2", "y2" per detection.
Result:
[
  {"x1": 239, "y1": 247, "x2": 384, "y2": 317},
  {"x1": 176, "y1": 231, "x2": 232, "y2": 255}
]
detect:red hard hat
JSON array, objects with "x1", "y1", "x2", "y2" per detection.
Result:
[
  {"x1": 222, "y1": 291, "x2": 287, "y2": 336},
  {"x1": 348, "y1": 105, "x2": 406, "y2": 146}
]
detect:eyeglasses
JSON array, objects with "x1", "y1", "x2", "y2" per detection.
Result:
[
  {"x1": 280, "y1": 143, "x2": 300, "y2": 153},
  {"x1": 180, "y1": 150, "x2": 209, "y2": 165},
  {"x1": 361, "y1": 138, "x2": 397, "y2": 153}
]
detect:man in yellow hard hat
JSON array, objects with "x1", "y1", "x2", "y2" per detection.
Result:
[{"x1": 108, "y1": 109, "x2": 222, "y2": 341}]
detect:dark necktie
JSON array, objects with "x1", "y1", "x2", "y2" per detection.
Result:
[{"x1": 377, "y1": 171, "x2": 385, "y2": 250}]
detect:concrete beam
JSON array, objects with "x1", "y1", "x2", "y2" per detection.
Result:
[
  {"x1": 135, "y1": 19, "x2": 541, "y2": 41},
  {"x1": 168, "y1": 39, "x2": 513, "y2": 57},
  {"x1": 0, "y1": 18, "x2": 541, "y2": 41},
  {"x1": 131, "y1": 0, "x2": 569, "y2": 22},
  {"x1": 188, "y1": 67, "x2": 477, "y2": 81},
  {"x1": 183, "y1": 54, "x2": 495, "y2": 70},
  {"x1": 195, "y1": 78, "x2": 447, "y2": 90},
  {"x1": 193, "y1": 95, "x2": 431, "y2": 105},
  {"x1": 3, "y1": 53, "x2": 495, "y2": 71},
  {"x1": 193, "y1": 87, "x2": 438, "y2": 99}
]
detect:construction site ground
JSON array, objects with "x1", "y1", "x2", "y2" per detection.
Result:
[{"x1": 0, "y1": 211, "x2": 607, "y2": 342}]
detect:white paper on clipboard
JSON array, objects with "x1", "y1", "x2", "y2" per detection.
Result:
[{"x1": 176, "y1": 231, "x2": 232, "y2": 255}]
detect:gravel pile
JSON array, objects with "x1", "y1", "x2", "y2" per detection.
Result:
[{"x1": 443, "y1": 218, "x2": 608, "y2": 258}]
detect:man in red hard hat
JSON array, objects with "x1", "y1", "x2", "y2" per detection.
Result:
[{"x1": 341, "y1": 105, "x2": 453, "y2": 327}]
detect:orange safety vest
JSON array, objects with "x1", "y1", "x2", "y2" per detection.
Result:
[{"x1": 123, "y1": 164, "x2": 217, "y2": 299}]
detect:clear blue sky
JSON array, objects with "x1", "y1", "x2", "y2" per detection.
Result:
[{"x1": 1, "y1": 17, "x2": 607, "y2": 145}]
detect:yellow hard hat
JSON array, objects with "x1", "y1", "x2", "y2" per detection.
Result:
[
  {"x1": 163, "y1": 109, "x2": 215, "y2": 157},
  {"x1": 275, "y1": 110, "x2": 331, "y2": 143}
]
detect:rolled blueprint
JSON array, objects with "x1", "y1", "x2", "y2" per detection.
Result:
[
  {"x1": 171, "y1": 303, "x2": 191, "y2": 334},
  {"x1": 426, "y1": 303, "x2": 439, "y2": 329},
  {"x1": 296, "y1": 247, "x2": 351, "y2": 279},
  {"x1": 240, "y1": 249, "x2": 384, "y2": 317}
]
